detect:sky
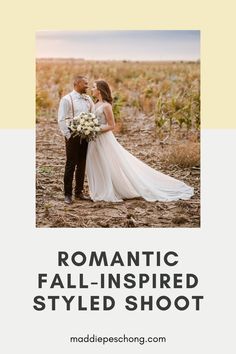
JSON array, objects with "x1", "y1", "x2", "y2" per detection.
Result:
[{"x1": 36, "y1": 30, "x2": 200, "y2": 61}]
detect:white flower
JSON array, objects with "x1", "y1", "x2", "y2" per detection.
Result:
[{"x1": 67, "y1": 110, "x2": 101, "y2": 140}]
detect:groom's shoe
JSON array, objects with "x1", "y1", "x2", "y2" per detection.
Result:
[
  {"x1": 64, "y1": 195, "x2": 73, "y2": 204},
  {"x1": 75, "y1": 192, "x2": 91, "y2": 201}
]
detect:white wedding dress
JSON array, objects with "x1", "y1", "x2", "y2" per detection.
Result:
[{"x1": 86, "y1": 104, "x2": 194, "y2": 202}]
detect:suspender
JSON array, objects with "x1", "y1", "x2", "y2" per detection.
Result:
[
  {"x1": 69, "y1": 94, "x2": 74, "y2": 118},
  {"x1": 69, "y1": 94, "x2": 92, "y2": 116}
]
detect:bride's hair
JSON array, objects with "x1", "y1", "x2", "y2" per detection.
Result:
[{"x1": 95, "y1": 80, "x2": 113, "y2": 105}]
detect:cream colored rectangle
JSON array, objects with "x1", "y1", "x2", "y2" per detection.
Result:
[{"x1": 0, "y1": 1, "x2": 235, "y2": 128}]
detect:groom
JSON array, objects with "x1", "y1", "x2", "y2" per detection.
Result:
[{"x1": 58, "y1": 75, "x2": 94, "y2": 204}]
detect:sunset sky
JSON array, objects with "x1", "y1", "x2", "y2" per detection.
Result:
[{"x1": 36, "y1": 30, "x2": 200, "y2": 61}]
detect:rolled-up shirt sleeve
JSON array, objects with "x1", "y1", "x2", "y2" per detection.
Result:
[{"x1": 58, "y1": 97, "x2": 71, "y2": 139}]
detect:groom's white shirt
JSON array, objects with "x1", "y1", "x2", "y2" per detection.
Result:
[{"x1": 58, "y1": 90, "x2": 95, "y2": 139}]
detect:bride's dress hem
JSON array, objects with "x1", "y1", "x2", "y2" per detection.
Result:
[{"x1": 90, "y1": 193, "x2": 194, "y2": 203}]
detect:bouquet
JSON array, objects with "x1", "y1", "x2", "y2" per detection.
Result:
[{"x1": 66, "y1": 112, "x2": 101, "y2": 142}]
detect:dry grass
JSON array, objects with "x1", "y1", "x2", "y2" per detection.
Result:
[
  {"x1": 161, "y1": 141, "x2": 200, "y2": 168},
  {"x1": 36, "y1": 59, "x2": 200, "y2": 134}
]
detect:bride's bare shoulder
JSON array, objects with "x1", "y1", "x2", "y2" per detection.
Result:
[{"x1": 103, "y1": 102, "x2": 112, "y2": 111}]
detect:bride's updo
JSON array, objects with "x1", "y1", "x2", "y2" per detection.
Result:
[{"x1": 95, "y1": 80, "x2": 113, "y2": 105}]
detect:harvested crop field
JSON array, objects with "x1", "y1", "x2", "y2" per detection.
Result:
[{"x1": 36, "y1": 59, "x2": 200, "y2": 228}]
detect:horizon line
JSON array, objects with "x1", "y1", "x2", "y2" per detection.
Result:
[{"x1": 36, "y1": 57, "x2": 200, "y2": 62}]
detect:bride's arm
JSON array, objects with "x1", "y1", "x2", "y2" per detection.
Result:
[{"x1": 100, "y1": 104, "x2": 115, "y2": 133}]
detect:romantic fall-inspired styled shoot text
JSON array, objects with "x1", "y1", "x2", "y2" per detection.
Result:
[{"x1": 33, "y1": 251, "x2": 204, "y2": 312}]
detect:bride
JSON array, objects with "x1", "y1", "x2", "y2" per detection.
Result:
[{"x1": 86, "y1": 80, "x2": 194, "y2": 202}]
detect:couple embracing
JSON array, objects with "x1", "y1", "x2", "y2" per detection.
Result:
[{"x1": 58, "y1": 75, "x2": 193, "y2": 204}]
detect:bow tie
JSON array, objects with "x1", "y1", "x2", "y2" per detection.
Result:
[{"x1": 76, "y1": 93, "x2": 88, "y2": 100}]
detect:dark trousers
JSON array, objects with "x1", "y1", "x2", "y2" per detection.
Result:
[{"x1": 64, "y1": 136, "x2": 88, "y2": 196}]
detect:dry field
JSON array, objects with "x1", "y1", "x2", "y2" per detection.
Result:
[{"x1": 36, "y1": 59, "x2": 200, "y2": 228}]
